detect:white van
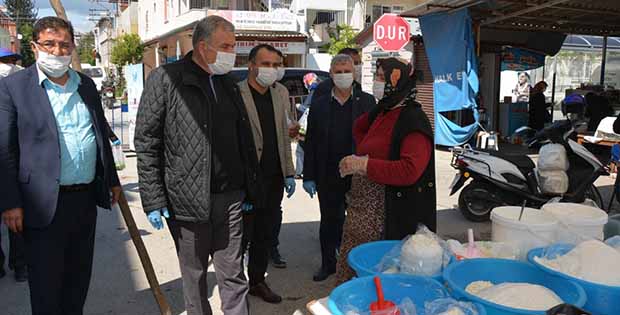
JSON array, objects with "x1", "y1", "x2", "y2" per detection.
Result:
[{"x1": 80, "y1": 64, "x2": 107, "y2": 92}]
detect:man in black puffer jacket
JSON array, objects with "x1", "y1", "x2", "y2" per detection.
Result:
[{"x1": 134, "y1": 16, "x2": 259, "y2": 315}]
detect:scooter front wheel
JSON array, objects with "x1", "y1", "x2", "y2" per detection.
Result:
[{"x1": 458, "y1": 181, "x2": 505, "y2": 222}]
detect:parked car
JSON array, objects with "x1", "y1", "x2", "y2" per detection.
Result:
[
  {"x1": 81, "y1": 65, "x2": 107, "y2": 92},
  {"x1": 230, "y1": 68, "x2": 330, "y2": 119}
]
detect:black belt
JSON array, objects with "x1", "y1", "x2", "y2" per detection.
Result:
[{"x1": 59, "y1": 182, "x2": 93, "y2": 193}]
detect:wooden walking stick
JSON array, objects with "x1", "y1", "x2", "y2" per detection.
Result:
[{"x1": 118, "y1": 191, "x2": 172, "y2": 315}]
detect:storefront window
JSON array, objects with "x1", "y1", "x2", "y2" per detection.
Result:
[{"x1": 215, "y1": 0, "x2": 229, "y2": 9}]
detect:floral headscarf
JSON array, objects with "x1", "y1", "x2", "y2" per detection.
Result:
[{"x1": 376, "y1": 58, "x2": 417, "y2": 110}]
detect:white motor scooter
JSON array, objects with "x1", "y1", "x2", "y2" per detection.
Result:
[{"x1": 450, "y1": 119, "x2": 607, "y2": 222}]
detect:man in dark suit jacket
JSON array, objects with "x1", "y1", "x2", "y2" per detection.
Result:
[
  {"x1": 302, "y1": 54, "x2": 375, "y2": 282},
  {"x1": 0, "y1": 17, "x2": 121, "y2": 315}
]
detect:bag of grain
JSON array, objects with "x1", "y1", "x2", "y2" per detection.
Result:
[{"x1": 538, "y1": 144, "x2": 569, "y2": 171}]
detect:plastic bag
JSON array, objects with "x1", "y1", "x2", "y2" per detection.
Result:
[
  {"x1": 112, "y1": 145, "x2": 126, "y2": 171},
  {"x1": 447, "y1": 240, "x2": 520, "y2": 260},
  {"x1": 605, "y1": 235, "x2": 620, "y2": 252},
  {"x1": 537, "y1": 170, "x2": 569, "y2": 195},
  {"x1": 535, "y1": 240, "x2": 620, "y2": 286},
  {"x1": 377, "y1": 225, "x2": 451, "y2": 276},
  {"x1": 546, "y1": 304, "x2": 591, "y2": 315},
  {"x1": 341, "y1": 297, "x2": 417, "y2": 315},
  {"x1": 538, "y1": 144, "x2": 569, "y2": 171},
  {"x1": 298, "y1": 108, "x2": 309, "y2": 136},
  {"x1": 425, "y1": 298, "x2": 480, "y2": 315}
]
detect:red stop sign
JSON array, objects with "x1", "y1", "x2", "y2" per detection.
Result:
[{"x1": 373, "y1": 14, "x2": 411, "y2": 52}]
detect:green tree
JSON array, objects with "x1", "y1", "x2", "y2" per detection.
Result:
[
  {"x1": 4, "y1": 0, "x2": 38, "y2": 66},
  {"x1": 77, "y1": 32, "x2": 96, "y2": 66},
  {"x1": 111, "y1": 33, "x2": 143, "y2": 98},
  {"x1": 325, "y1": 24, "x2": 359, "y2": 56},
  {"x1": 111, "y1": 33, "x2": 143, "y2": 66}
]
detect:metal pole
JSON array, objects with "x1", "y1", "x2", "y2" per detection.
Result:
[
  {"x1": 601, "y1": 35, "x2": 608, "y2": 86},
  {"x1": 112, "y1": 104, "x2": 115, "y2": 137},
  {"x1": 551, "y1": 72, "x2": 557, "y2": 104},
  {"x1": 121, "y1": 104, "x2": 124, "y2": 148}
]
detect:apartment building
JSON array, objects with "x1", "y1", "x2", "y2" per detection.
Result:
[
  {"x1": 138, "y1": 0, "x2": 307, "y2": 76},
  {"x1": 0, "y1": 6, "x2": 19, "y2": 53}
]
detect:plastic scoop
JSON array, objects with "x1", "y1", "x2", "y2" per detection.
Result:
[
  {"x1": 465, "y1": 229, "x2": 482, "y2": 258},
  {"x1": 370, "y1": 276, "x2": 400, "y2": 315}
]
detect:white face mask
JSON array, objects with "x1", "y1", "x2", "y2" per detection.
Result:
[
  {"x1": 37, "y1": 50, "x2": 72, "y2": 78},
  {"x1": 208, "y1": 51, "x2": 236, "y2": 75},
  {"x1": 354, "y1": 64, "x2": 363, "y2": 82},
  {"x1": 373, "y1": 81, "x2": 385, "y2": 100},
  {"x1": 276, "y1": 67, "x2": 285, "y2": 81},
  {"x1": 333, "y1": 73, "x2": 354, "y2": 90},
  {"x1": 256, "y1": 67, "x2": 278, "y2": 87}
]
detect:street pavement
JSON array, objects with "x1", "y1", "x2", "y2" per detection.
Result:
[{"x1": 1, "y1": 108, "x2": 617, "y2": 314}]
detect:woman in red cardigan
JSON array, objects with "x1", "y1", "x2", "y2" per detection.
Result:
[{"x1": 335, "y1": 58, "x2": 436, "y2": 283}]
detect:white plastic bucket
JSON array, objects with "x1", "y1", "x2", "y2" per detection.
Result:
[
  {"x1": 541, "y1": 203, "x2": 608, "y2": 243},
  {"x1": 491, "y1": 206, "x2": 558, "y2": 260}
]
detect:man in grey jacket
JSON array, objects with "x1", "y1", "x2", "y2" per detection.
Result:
[
  {"x1": 238, "y1": 44, "x2": 295, "y2": 304},
  {"x1": 134, "y1": 16, "x2": 259, "y2": 315}
]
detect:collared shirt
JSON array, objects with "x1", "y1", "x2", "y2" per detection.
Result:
[
  {"x1": 250, "y1": 84, "x2": 282, "y2": 177},
  {"x1": 331, "y1": 88, "x2": 353, "y2": 106},
  {"x1": 38, "y1": 66, "x2": 97, "y2": 185}
]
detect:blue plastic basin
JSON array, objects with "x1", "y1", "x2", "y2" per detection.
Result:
[
  {"x1": 443, "y1": 258, "x2": 586, "y2": 315},
  {"x1": 347, "y1": 240, "x2": 450, "y2": 281},
  {"x1": 529, "y1": 246, "x2": 620, "y2": 315},
  {"x1": 328, "y1": 274, "x2": 459, "y2": 315}
]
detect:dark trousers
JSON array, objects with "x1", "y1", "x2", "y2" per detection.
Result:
[
  {"x1": 0, "y1": 225, "x2": 26, "y2": 270},
  {"x1": 243, "y1": 176, "x2": 284, "y2": 286},
  {"x1": 317, "y1": 186, "x2": 347, "y2": 271},
  {"x1": 271, "y1": 206, "x2": 283, "y2": 250},
  {"x1": 24, "y1": 189, "x2": 98, "y2": 315},
  {"x1": 168, "y1": 190, "x2": 248, "y2": 315}
]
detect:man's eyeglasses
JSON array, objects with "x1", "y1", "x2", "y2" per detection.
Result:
[{"x1": 34, "y1": 41, "x2": 73, "y2": 52}]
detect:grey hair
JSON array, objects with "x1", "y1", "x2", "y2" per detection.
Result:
[
  {"x1": 331, "y1": 54, "x2": 353, "y2": 69},
  {"x1": 192, "y1": 15, "x2": 235, "y2": 48}
]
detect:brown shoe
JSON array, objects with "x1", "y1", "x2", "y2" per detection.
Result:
[{"x1": 249, "y1": 282, "x2": 282, "y2": 304}]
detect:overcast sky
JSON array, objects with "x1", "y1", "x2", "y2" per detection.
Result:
[{"x1": 1, "y1": 0, "x2": 115, "y2": 33}]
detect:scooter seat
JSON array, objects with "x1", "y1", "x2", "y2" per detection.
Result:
[{"x1": 481, "y1": 149, "x2": 536, "y2": 177}]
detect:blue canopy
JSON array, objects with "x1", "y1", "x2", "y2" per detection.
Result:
[{"x1": 419, "y1": 9, "x2": 479, "y2": 147}]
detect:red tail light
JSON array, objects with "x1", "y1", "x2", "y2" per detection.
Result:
[{"x1": 456, "y1": 159, "x2": 468, "y2": 168}]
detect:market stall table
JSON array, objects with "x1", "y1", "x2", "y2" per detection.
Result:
[{"x1": 577, "y1": 134, "x2": 620, "y2": 147}]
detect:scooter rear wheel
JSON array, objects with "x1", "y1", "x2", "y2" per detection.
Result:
[{"x1": 458, "y1": 181, "x2": 505, "y2": 222}]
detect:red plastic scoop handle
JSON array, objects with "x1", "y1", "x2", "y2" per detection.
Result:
[
  {"x1": 370, "y1": 276, "x2": 399, "y2": 315},
  {"x1": 374, "y1": 276, "x2": 385, "y2": 304}
]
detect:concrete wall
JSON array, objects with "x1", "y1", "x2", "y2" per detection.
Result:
[{"x1": 119, "y1": 2, "x2": 140, "y2": 35}]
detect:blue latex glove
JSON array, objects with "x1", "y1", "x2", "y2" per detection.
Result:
[
  {"x1": 147, "y1": 208, "x2": 170, "y2": 230},
  {"x1": 303, "y1": 181, "x2": 316, "y2": 198},
  {"x1": 285, "y1": 177, "x2": 296, "y2": 198},
  {"x1": 241, "y1": 202, "x2": 254, "y2": 213},
  {"x1": 112, "y1": 139, "x2": 122, "y2": 146}
]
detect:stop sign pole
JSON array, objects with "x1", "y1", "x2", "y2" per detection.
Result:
[{"x1": 373, "y1": 14, "x2": 411, "y2": 52}]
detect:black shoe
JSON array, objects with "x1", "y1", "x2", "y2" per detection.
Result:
[
  {"x1": 313, "y1": 267, "x2": 335, "y2": 282},
  {"x1": 0, "y1": 267, "x2": 5, "y2": 279},
  {"x1": 249, "y1": 282, "x2": 282, "y2": 304},
  {"x1": 14, "y1": 266, "x2": 27, "y2": 283},
  {"x1": 270, "y1": 248, "x2": 287, "y2": 269}
]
